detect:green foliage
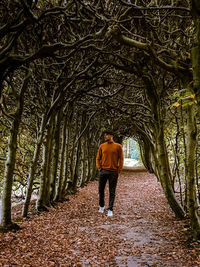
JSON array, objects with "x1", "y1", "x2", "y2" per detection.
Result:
[{"x1": 171, "y1": 89, "x2": 197, "y2": 109}]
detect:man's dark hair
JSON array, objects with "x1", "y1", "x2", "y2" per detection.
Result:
[{"x1": 103, "y1": 129, "x2": 114, "y2": 136}]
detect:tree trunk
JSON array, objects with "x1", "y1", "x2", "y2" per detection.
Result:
[
  {"x1": 191, "y1": 0, "x2": 200, "y2": 98},
  {"x1": 186, "y1": 104, "x2": 200, "y2": 239},
  {"x1": 71, "y1": 112, "x2": 87, "y2": 189},
  {"x1": 180, "y1": 101, "x2": 188, "y2": 211},
  {"x1": 36, "y1": 142, "x2": 48, "y2": 211},
  {"x1": 143, "y1": 74, "x2": 185, "y2": 219},
  {"x1": 43, "y1": 116, "x2": 55, "y2": 207},
  {"x1": 89, "y1": 128, "x2": 101, "y2": 181},
  {"x1": 72, "y1": 141, "x2": 81, "y2": 190},
  {"x1": 140, "y1": 139, "x2": 154, "y2": 173},
  {"x1": 50, "y1": 108, "x2": 63, "y2": 202},
  {"x1": 81, "y1": 134, "x2": 88, "y2": 186},
  {"x1": 22, "y1": 114, "x2": 46, "y2": 217},
  {"x1": 36, "y1": 114, "x2": 55, "y2": 210},
  {"x1": 0, "y1": 74, "x2": 30, "y2": 231},
  {"x1": 55, "y1": 113, "x2": 68, "y2": 201},
  {"x1": 61, "y1": 108, "x2": 73, "y2": 198},
  {"x1": 156, "y1": 126, "x2": 185, "y2": 219},
  {"x1": 67, "y1": 117, "x2": 79, "y2": 193}
]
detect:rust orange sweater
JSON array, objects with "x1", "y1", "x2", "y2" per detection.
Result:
[{"x1": 96, "y1": 141, "x2": 124, "y2": 173}]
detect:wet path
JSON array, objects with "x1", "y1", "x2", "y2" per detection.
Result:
[{"x1": 0, "y1": 168, "x2": 199, "y2": 266}]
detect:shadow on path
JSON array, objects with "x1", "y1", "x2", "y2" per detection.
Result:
[{"x1": 0, "y1": 170, "x2": 199, "y2": 266}]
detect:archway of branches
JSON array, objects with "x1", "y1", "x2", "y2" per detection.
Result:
[{"x1": 1, "y1": 0, "x2": 200, "y2": 239}]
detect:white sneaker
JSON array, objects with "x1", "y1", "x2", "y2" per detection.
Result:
[
  {"x1": 98, "y1": 206, "x2": 105, "y2": 213},
  {"x1": 107, "y1": 210, "x2": 113, "y2": 216}
]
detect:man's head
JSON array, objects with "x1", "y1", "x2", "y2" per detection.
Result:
[{"x1": 103, "y1": 130, "x2": 114, "y2": 142}]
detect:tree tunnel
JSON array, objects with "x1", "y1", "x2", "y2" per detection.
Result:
[{"x1": 1, "y1": 0, "x2": 200, "y2": 239}]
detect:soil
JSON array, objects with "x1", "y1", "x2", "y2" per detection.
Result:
[{"x1": 0, "y1": 168, "x2": 200, "y2": 266}]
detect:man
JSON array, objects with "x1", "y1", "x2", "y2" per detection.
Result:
[{"x1": 96, "y1": 130, "x2": 124, "y2": 216}]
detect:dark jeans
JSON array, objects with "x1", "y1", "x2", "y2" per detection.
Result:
[{"x1": 98, "y1": 169, "x2": 118, "y2": 211}]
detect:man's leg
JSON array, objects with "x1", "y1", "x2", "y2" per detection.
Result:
[
  {"x1": 108, "y1": 172, "x2": 118, "y2": 211},
  {"x1": 98, "y1": 170, "x2": 108, "y2": 208}
]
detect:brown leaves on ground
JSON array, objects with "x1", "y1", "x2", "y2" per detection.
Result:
[{"x1": 0, "y1": 168, "x2": 200, "y2": 266}]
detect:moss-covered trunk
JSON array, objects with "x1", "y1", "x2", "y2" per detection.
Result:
[
  {"x1": 0, "y1": 74, "x2": 30, "y2": 230},
  {"x1": 188, "y1": 4, "x2": 200, "y2": 239},
  {"x1": 156, "y1": 123, "x2": 185, "y2": 219},
  {"x1": 186, "y1": 104, "x2": 200, "y2": 239},
  {"x1": 1, "y1": 115, "x2": 22, "y2": 228},
  {"x1": 143, "y1": 74, "x2": 185, "y2": 219},
  {"x1": 191, "y1": 1, "x2": 200, "y2": 101}
]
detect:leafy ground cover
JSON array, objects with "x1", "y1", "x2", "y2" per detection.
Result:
[{"x1": 0, "y1": 168, "x2": 200, "y2": 266}]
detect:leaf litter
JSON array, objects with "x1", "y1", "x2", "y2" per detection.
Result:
[{"x1": 0, "y1": 167, "x2": 200, "y2": 266}]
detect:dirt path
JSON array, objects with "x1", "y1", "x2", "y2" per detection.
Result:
[{"x1": 0, "y1": 169, "x2": 200, "y2": 266}]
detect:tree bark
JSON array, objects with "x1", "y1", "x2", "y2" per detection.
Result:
[
  {"x1": 61, "y1": 107, "x2": 73, "y2": 198},
  {"x1": 0, "y1": 73, "x2": 30, "y2": 230},
  {"x1": 22, "y1": 114, "x2": 46, "y2": 217},
  {"x1": 55, "y1": 113, "x2": 68, "y2": 201},
  {"x1": 36, "y1": 113, "x2": 55, "y2": 210},
  {"x1": 143, "y1": 74, "x2": 185, "y2": 219},
  {"x1": 156, "y1": 124, "x2": 185, "y2": 219},
  {"x1": 50, "y1": 108, "x2": 63, "y2": 202},
  {"x1": 81, "y1": 134, "x2": 88, "y2": 186},
  {"x1": 186, "y1": 104, "x2": 200, "y2": 239},
  {"x1": 43, "y1": 115, "x2": 55, "y2": 207},
  {"x1": 67, "y1": 117, "x2": 79, "y2": 193},
  {"x1": 191, "y1": 15, "x2": 200, "y2": 106}
]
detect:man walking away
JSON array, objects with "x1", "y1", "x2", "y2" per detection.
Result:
[{"x1": 96, "y1": 130, "x2": 124, "y2": 216}]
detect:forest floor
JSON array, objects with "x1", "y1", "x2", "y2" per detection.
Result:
[{"x1": 1, "y1": 168, "x2": 200, "y2": 266}]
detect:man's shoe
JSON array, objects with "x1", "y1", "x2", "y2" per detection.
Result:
[
  {"x1": 107, "y1": 210, "x2": 113, "y2": 216},
  {"x1": 98, "y1": 206, "x2": 105, "y2": 213}
]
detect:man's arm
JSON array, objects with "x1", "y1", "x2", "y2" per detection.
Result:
[
  {"x1": 118, "y1": 145, "x2": 124, "y2": 173},
  {"x1": 96, "y1": 145, "x2": 102, "y2": 171}
]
